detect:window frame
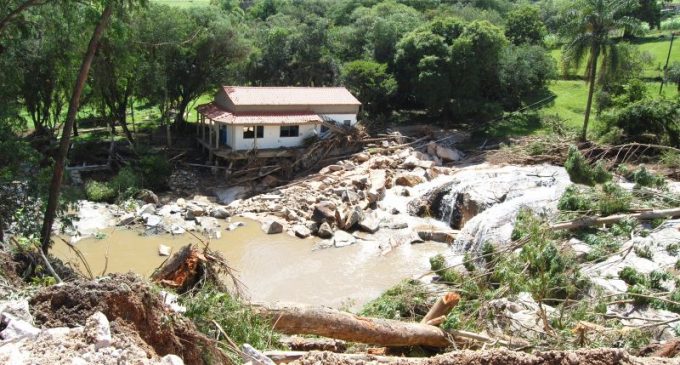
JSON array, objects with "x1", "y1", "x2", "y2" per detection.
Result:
[
  {"x1": 279, "y1": 125, "x2": 300, "y2": 138},
  {"x1": 243, "y1": 125, "x2": 263, "y2": 139}
]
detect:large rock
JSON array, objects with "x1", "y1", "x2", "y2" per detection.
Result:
[
  {"x1": 84, "y1": 311, "x2": 112, "y2": 350},
  {"x1": 312, "y1": 201, "x2": 337, "y2": 224},
  {"x1": 343, "y1": 206, "x2": 364, "y2": 230},
  {"x1": 358, "y1": 215, "x2": 380, "y2": 234},
  {"x1": 261, "y1": 220, "x2": 283, "y2": 234},
  {"x1": 209, "y1": 207, "x2": 230, "y2": 219},
  {"x1": 333, "y1": 230, "x2": 357, "y2": 247},
  {"x1": 158, "y1": 245, "x2": 171, "y2": 256},
  {"x1": 293, "y1": 225, "x2": 311, "y2": 238},
  {"x1": 317, "y1": 222, "x2": 333, "y2": 239},
  {"x1": 395, "y1": 174, "x2": 425, "y2": 187},
  {"x1": 0, "y1": 315, "x2": 39, "y2": 340},
  {"x1": 136, "y1": 189, "x2": 160, "y2": 205},
  {"x1": 116, "y1": 213, "x2": 136, "y2": 226},
  {"x1": 416, "y1": 228, "x2": 458, "y2": 244},
  {"x1": 428, "y1": 142, "x2": 464, "y2": 162},
  {"x1": 412, "y1": 165, "x2": 571, "y2": 252}
]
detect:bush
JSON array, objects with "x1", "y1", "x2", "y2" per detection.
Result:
[
  {"x1": 564, "y1": 146, "x2": 611, "y2": 186},
  {"x1": 558, "y1": 185, "x2": 594, "y2": 212},
  {"x1": 631, "y1": 166, "x2": 665, "y2": 188},
  {"x1": 598, "y1": 182, "x2": 631, "y2": 215},
  {"x1": 137, "y1": 155, "x2": 171, "y2": 191},
  {"x1": 600, "y1": 98, "x2": 680, "y2": 147},
  {"x1": 619, "y1": 266, "x2": 646, "y2": 286},
  {"x1": 110, "y1": 167, "x2": 140, "y2": 197},
  {"x1": 84, "y1": 180, "x2": 116, "y2": 203},
  {"x1": 360, "y1": 280, "x2": 429, "y2": 320},
  {"x1": 183, "y1": 285, "x2": 277, "y2": 359},
  {"x1": 430, "y1": 254, "x2": 446, "y2": 271}
]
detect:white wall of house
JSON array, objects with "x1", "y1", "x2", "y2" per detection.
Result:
[
  {"x1": 226, "y1": 123, "x2": 318, "y2": 151},
  {"x1": 320, "y1": 113, "x2": 358, "y2": 127}
]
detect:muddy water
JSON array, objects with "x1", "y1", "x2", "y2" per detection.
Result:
[{"x1": 53, "y1": 218, "x2": 447, "y2": 309}]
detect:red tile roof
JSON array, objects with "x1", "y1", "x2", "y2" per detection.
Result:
[
  {"x1": 197, "y1": 103, "x2": 322, "y2": 125},
  {"x1": 222, "y1": 86, "x2": 361, "y2": 106}
]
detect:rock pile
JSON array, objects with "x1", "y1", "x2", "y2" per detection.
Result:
[
  {"x1": 0, "y1": 300, "x2": 183, "y2": 365},
  {"x1": 227, "y1": 143, "x2": 464, "y2": 246}
]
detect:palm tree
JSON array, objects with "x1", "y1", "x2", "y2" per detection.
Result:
[{"x1": 560, "y1": 0, "x2": 638, "y2": 141}]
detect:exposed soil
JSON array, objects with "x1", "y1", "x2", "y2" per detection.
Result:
[
  {"x1": 289, "y1": 349, "x2": 680, "y2": 365},
  {"x1": 29, "y1": 273, "x2": 228, "y2": 365}
]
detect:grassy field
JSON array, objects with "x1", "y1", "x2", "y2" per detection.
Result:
[
  {"x1": 549, "y1": 32, "x2": 679, "y2": 79},
  {"x1": 540, "y1": 80, "x2": 678, "y2": 133}
]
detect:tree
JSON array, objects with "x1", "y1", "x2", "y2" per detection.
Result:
[
  {"x1": 40, "y1": 1, "x2": 117, "y2": 252},
  {"x1": 0, "y1": 0, "x2": 54, "y2": 40},
  {"x1": 499, "y1": 44, "x2": 556, "y2": 107},
  {"x1": 505, "y1": 5, "x2": 546, "y2": 46},
  {"x1": 630, "y1": 0, "x2": 661, "y2": 30},
  {"x1": 340, "y1": 60, "x2": 396, "y2": 115},
  {"x1": 136, "y1": 4, "x2": 248, "y2": 126},
  {"x1": 560, "y1": 0, "x2": 638, "y2": 141}
]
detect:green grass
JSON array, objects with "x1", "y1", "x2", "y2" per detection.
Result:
[
  {"x1": 540, "y1": 80, "x2": 678, "y2": 131},
  {"x1": 550, "y1": 32, "x2": 679, "y2": 79},
  {"x1": 151, "y1": 0, "x2": 211, "y2": 8}
]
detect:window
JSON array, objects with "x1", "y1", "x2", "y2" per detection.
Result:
[
  {"x1": 320, "y1": 125, "x2": 329, "y2": 133},
  {"x1": 343, "y1": 120, "x2": 352, "y2": 127},
  {"x1": 243, "y1": 126, "x2": 263, "y2": 139},
  {"x1": 280, "y1": 125, "x2": 299, "y2": 137}
]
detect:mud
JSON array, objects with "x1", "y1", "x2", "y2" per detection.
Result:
[
  {"x1": 29, "y1": 273, "x2": 228, "y2": 365},
  {"x1": 289, "y1": 349, "x2": 680, "y2": 365}
]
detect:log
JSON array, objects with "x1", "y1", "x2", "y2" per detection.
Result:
[
  {"x1": 420, "y1": 292, "x2": 460, "y2": 325},
  {"x1": 263, "y1": 351, "x2": 400, "y2": 364},
  {"x1": 550, "y1": 207, "x2": 680, "y2": 230},
  {"x1": 255, "y1": 303, "x2": 452, "y2": 348},
  {"x1": 280, "y1": 336, "x2": 346, "y2": 352}
]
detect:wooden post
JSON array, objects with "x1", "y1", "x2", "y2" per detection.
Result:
[{"x1": 215, "y1": 122, "x2": 219, "y2": 149}]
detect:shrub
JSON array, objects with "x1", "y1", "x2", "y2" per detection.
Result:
[
  {"x1": 84, "y1": 180, "x2": 116, "y2": 203},
  {"x1": 360, "y1": 280, "x2": 429, "y2": 320},
  {"x1": 631, "y1": 166, "x2": 665, "y2": 188},
  {"x1": 429, "y1": 254, "x2": 446, "y2": 271},
  {"x1": 666, "y1": 243, "x2": 679, "y2": 256},
  {"x1": 660, "y1": 151, "x2": 680, "y2": 169},
  {"x1": 110, "y1": 167, "x2": 140, "y2": 197},
  {"x1": 558, "y1": 185, "x2": 594, "y2": 212},
  {"x1": 600, "y1": 98, "x2": 680, "y2": 147},
  {"x1": 619, "y1": 266, "x2": 646, "y2": 286},
  {"x1": 183, "y1": 285, "x2": 277, "y2": 359},
  {"x1": 648, "y1": 270, "x2": 671, "y2": 291},
  {"x1": 564, "y1": 146, "x2": 610, "y2": 186},
  {"x1": 598, "y1": 182, "x2": 631, "y2": 215},
  {"x1": 634, "y1": 245, "x2": 653, "y2": 260},
  {"x1": 137, "y1": 155, "x2": 171, "y2": 191}
]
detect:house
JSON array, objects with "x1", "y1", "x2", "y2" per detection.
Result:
[{"x1": 196, "y1": 86, "x2": 361, "y2": 161}]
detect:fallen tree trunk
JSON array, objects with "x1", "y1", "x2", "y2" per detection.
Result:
[
  {"x1": 280, "y1": 336, "x2": 346, "y2": 352},
  {"x1": 421, "y1": 292, "x2": 460, "y2": 325},
  {"x1": 550, "y1": 207, "x2": 680, "y2": 230},
  {"x1": 255, "y1": 303, "x2": 452, "y2": 348}
]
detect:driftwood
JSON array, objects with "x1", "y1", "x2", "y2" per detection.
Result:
[
  {"x1": 255, "y1": 303, "x2": 452, "y2": 348},
  {"x1": 550, "y1": 207, "x2": 680, "y2": 230},
  {"x1": 420, "y1": 292, "x2": 460, "y2": 325}
]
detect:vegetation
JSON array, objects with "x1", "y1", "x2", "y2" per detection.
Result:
[{"x1": 360, "y1": 280, "x2": 430, "y2": 320}]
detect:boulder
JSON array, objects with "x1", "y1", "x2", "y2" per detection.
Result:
[
  {"x1": 136, "y1": 203, "x2": 156, "y2": 216},
  {"x1": 306, "y1": 221, "x2": 319, "y2": 235},
  {"x1": 227, "y1": 222, "x2": 245, "y2": 231},
  {"x1": 312, "y1": 201, "x2": 337, "y2": 224},
  {"x1": 136, "y1": 189, "x2": 159, "y2": 205},
  {"x1": 116, "y1": 213, "x2": 136, "y2": 226},
  {"x1": 210, "y1": 207, "x2": 230, "y2": 219},
  {"x1": 354, "y1": 153, "x2": 370, "y2": 163},
  {"x1": 428, "y1": 142, "x2": 464, "y2": 162},
  {"x1": 359, "y1": 216, "x2": 380, "y2": 234},
  {"x1": 389, "y1": 222, "x2": 408, "y2": 229},
  {"x1": 0, "y1": 300, "x2": 33, "y2": 324},
  {"x1": 261, "y1": 220, "x2": 283, "y2": 234},
  {"x1": 395, "y1": 174, "x2": 425, "y2": 187},
  {"x1": 416, "y1": 229, "x2": 458, "y2": 244},
  {"x1": 185, "y1": 205, "x2": 205, "y2": 219},
  {"x1": 261, "y1": 174, "x2": 279, "y2": 188},
  {"x1": 343, "y1": 206, "x2": 364, "y2": 230},
  {"x1": 144, "y1": 214, "x2": 162, "y2": 227},
  {"x1": 333, "y1": 230, "x2": 357, "y2": 247},
  {"x1": 158, "y1": 244, "x2": 171, "y2": 256},
  {"x1": 293, "y1": 225, "x2": 312, "y2": 238},
  {"x1": 317, "y1": 222, "x2": 333, "y2": 239},
  {"x1": 0, "y1": 315, "x2": 39, "y2": 340},
  {"x1": 161, "y1": 355, "x2": 185, "y2": 365},
  {"x1": 84, "y1": 311, "x2": 112, "y2": 350}
]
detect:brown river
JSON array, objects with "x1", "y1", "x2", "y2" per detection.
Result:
[{"x1": 53, "y1": 218, "x2": 447, "y2": 309}]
